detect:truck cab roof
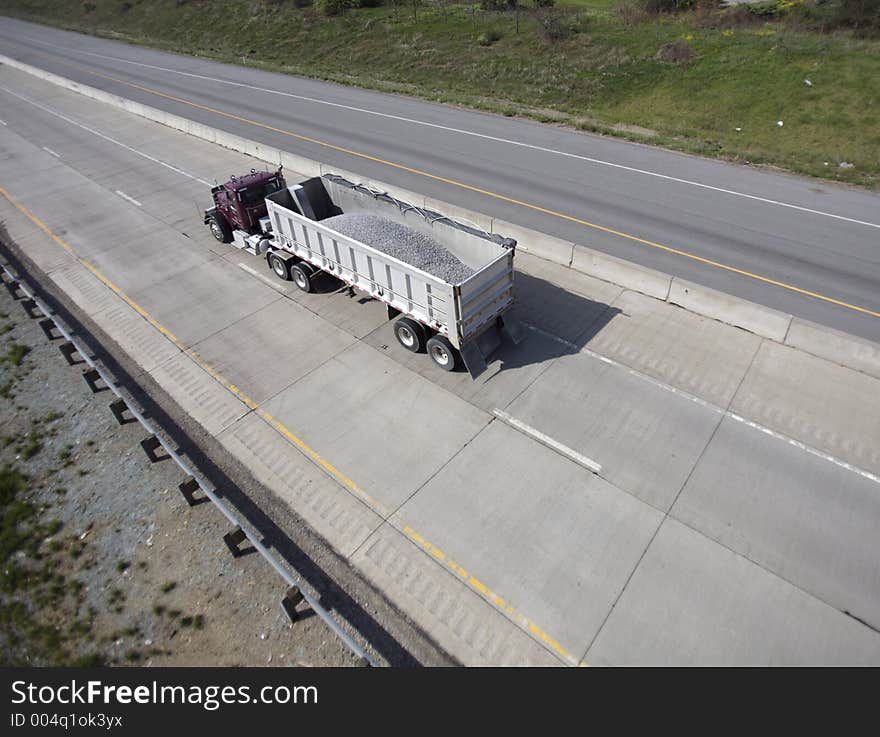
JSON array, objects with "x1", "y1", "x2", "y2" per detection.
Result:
[
  {"x1": 227, "y1": 170, "x2": 277, "y2": 191},
  {"x1": 212, "y1": 169, "x2": 280, "y2": 194}
]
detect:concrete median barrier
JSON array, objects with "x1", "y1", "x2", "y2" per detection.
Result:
[
  {"x1": 571, "y1": 244, "x2": 672, "y2": 301},
  {"x1": 492, "y1": 217, "x2": 574, "y2": 265},
  {"x1": 785, "y1": 318, "x2": 880, "y2": 380},
  {"x1": 5, "y1": 52, "x2": 879, "y2": 376},
  {"x1": 668, "y1": 277, "x2": 792, "y2": 342}
]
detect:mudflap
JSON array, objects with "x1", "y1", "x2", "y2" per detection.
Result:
[
  {"x1": 460, "y1": 342, "x2": 489, "y2": 380},
  {"x1": 460, "y1": 315, "x2": 526, "y2": 379},
  {"x1": 461, "y1": 324, "x2": 502, "y2": 379}
]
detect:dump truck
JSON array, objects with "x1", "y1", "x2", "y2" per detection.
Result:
[{"x1": 205, "y1": 171, "x2": 522, "y2": 378}]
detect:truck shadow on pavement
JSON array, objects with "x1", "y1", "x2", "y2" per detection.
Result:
[
  {"x1": 487, "y1": 270, "x2": 622, "y2": 377},
  {"x1": 360, "y1": 269, "x2": 621, "y2": 388}
]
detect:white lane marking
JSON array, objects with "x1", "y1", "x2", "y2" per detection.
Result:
[
  {"x1": 12, "y1": 33, "x2": 880, "y2": 231},
  {"x1": 237, "y1": 261, "x2": 287, "y2": 292},
  {"x1": 493, "y1": 409, "x2": 602, "y2": 474},
  {"x1": 524, "y1": 322, "x2": 720, "y2": 413},
  {"x1": 0, "y1": 119, "x2": 6, "y2": 125},
  {"x1": 7, "y1": 41, "x2": 877, "y2": 485},
  {"x1": 727, "y1": 413, "x2": 880, "y2": 485},
  {"x1": 42, "y1": 146, "x2": 60, "y2": 157},
  {"x1": 522, "y1": 322, "x2": 880, "y2": 485},
  {"x1": 0, "y1": 84, "x2": 212, "y2": 185},
  {"x1": 115, "y1": 189, "x2": 142, "y2": 207}
]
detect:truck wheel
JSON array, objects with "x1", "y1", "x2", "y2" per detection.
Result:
[
  {"x1": 290, "y1": 263, "x2": 313, "y2": 293},
  {"x1": 393, "y1": 317, "x2": 426, "y2": 353},
  {"x1": 208, "y1": 214, "x2": 232, "y2": 243},
  {"x1": 269, "y1": 253, "x2": 291, "y2": 281},
  {"x1": 426, "y1": 335, "x2": 459, "y2": 371}
]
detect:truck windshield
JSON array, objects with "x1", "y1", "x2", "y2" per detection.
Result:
[{"x1": 238, "y1": 178, "x2": 281, "y2": 205}]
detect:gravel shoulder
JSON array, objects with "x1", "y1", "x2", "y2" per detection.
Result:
[{"x1": 0, "y1": 231, "x2": 449, "y2": 667}]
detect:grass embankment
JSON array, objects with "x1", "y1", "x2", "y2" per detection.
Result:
[{"x1": 2, "y1": 0, "x2": 878, "y2": 187}]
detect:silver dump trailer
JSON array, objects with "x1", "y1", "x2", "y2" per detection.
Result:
[{"x1": 261, "y1": 175, "x2": 523, "y2": 378}]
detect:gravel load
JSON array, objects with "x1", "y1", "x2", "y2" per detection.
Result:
[{"x1": 322, "y1": 212, "x2": 475, "y2": 284}]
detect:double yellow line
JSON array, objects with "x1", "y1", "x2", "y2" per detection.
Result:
[{"x1": 58, "y1": 59, "x2": 880, "y2": 321}]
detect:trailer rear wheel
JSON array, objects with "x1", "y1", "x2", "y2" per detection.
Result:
[
  {"x1": 208, "y1": 214, "x2": 232, "y2": 243},
  {"x1": 426, "y1": 335, "x2": 459, "y2": 371},
  {"x1": 290, "y1": 263, "x2": 314, "y2": 293},
  {"x1": 269, "y1": 253, "x2": 291, "y2": 281},
  {"x1": 393, "y1": 318, "x2": 426, "y2": 353}
]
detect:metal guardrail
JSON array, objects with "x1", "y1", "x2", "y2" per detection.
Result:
[{"x1": 0, "y1": 259, "x2": 377, "y2": 668}]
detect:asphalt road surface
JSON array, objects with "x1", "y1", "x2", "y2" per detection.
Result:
[{"x1": 1, "y1": 16, "x2": 879, "y2": 342}]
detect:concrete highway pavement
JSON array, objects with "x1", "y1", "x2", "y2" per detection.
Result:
[
  {"x1": 1, "y1": 17, "x2": 879, "y2": 343},
  {"x1": 2, "y1": 65, "x2": 879, "y2": 664}
]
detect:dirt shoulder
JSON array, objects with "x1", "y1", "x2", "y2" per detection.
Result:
[{"x1": 0, "y1": 237, "x2": 447, "y2": 667}]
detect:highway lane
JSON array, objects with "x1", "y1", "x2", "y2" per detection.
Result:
[
  {"x1": 1, "y1": 17, "x2": 879, "y2": 342},
  {"x1": 3, "y1": 63, "x2": 880, "y2": 663}
]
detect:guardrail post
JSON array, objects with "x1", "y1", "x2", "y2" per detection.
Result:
[
  {"x1": 82, "y1": 368, "x2": 106, "y2": 393},
  {"x1": 108, "y1": 398, "x2": 133, "y2": 425},
  {"x1": 177, "y1": 477, "x2": 206, "y2": 507},
  {"x1": 281, "y1": 586, "x2": 305, "y2": 623},
  {"x1": 223, "y1": 525, "x2": 249, "y2": 557},
  {"x1": 38, "y1": 318, "x2": 59, "y2": 341},
  {"x1": 139, "y1": 435, "x2": 167, "y2": 463},
  {"x1": 20, "y1": 298, "x2": 40, "y2": 319},
  {"x1": 2, "y1": 278, "x2": 21, "y2": 298},
  {"x1": 58, "y1": 342, "x2": 83, "y2": 365}
]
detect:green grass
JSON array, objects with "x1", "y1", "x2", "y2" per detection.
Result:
[
  {"x1": 559, "y1": 0, "x2": 618, "y2": 10},
  {"x1": 20, "y1": 431, "x2": 43, "y2": 460},
  {"x1": 4, "y1": 343, "x2": 31, "y2": 367},
  {"x1": 0, "y1": 463, "x2": 101, "y2": 666},
  {"x1": 0, "y1": 464, "x2": 35, "y2": 566},
  {"x1": 2, "y1": 0, "x2": 878, "y2": 187}
]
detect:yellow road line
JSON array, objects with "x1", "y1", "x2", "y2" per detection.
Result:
[
  {"x1": 53, "y1": 59, "x2": 880, "y2": 321},
  {"x1": 0, "y1": 185, "x2": 573, "y2": 664},
  {"x1": 0, "y1": 183, "x2": 380, "y2": 508},
  {"x1": 403, "y1": 526, "x2": 576, "y2": 664}
]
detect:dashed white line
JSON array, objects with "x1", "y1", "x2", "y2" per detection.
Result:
[
  {"x1": 523, "y1": 322, "x2": 720, "y2": 413},
  {"x1": 4, "y1": 60, "x2": 875, "y2": 486},
  {"x1": 493, "y1": 409, "x2": 602, "y2": 475},
  {"x1": 12, "y1": 32, "x2": 880, "y2": 231},
  {"x1": 522, "y1": 322, "x2": 880, "y2": 485},
  {"x1": 727, "y1": 413, "x2": 880, "y2": 485},
  {"x1": 115, "y1": 190, "x2": 142, "y2": 207},
  {"x1": 0, "y1": 84, "x2": 212, "y2": 186},
  {"x1": 237, "y1": 262, "x2": 286, "y2": 292},
  {"x1": 0, "y1": 119, "x2": 7, "y2": 126}
]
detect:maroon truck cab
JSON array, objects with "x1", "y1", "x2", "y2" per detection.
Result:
[{"x1": 204, "y1": 168, "x2": 285, "y2": 243}]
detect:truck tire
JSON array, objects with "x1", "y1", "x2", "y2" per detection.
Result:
[
  {"x1": 290, "y1": 263, "x2": 313, "y2": 293},
  {"x1": 208, "y1": 214, "x2": 232, "y2": 243},
  {"x1": 393, "y1": 317, "x2": 426, "y2": 353},
  {"x1": 269, "y1": 253, "x2": 291, "y2": 281},
  {"x1": 426, "y1": 335, "x2": 459, "y2": 371}
]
